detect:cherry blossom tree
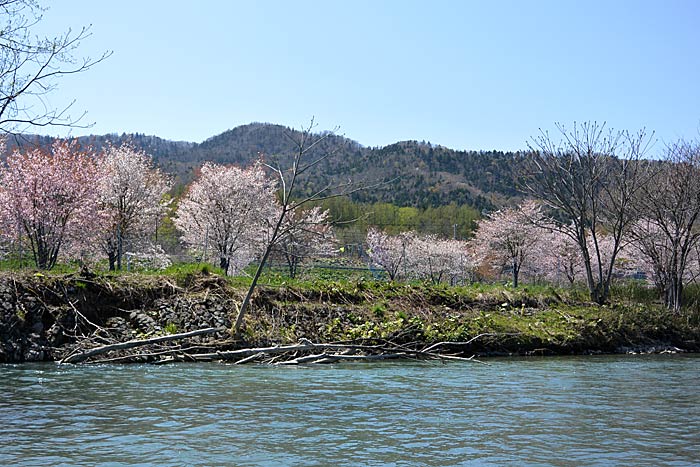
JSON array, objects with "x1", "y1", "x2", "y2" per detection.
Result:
[
  {"x1": 367, "y1": 228, "x2": 472, "y2": 284},
  {"x1": 533, "y1": 228, "x2": 582, "y2": 284},
  {"x1": 446, "y1": 239, "x2": 476, "y2": 285},
  {"x1": 174, "y1": 161, "x2": 277, "y2": 275},
  {"x1": 366, "y1": 227, "x2": 413, "y2": 280},
  {"x1": 98, "y1": 142, "x2": 172, "y2": 271},
  {"x1": 534, "y1": 227, "x2": 641, "y2": 287},
  {"x1": 470, "y1": 200, "x2": 544, "y2": 288},
  {"x1": 0, "y1": 139, "x2": 103, "y2": 269},
  {"x1": 525, "y1": 122, "x2": 653, "y2": 303},
  {"x1": 406, "y1": 235, "x2": 471, "y2": 285},
  {"x1": 124, "y1": 243, "x2": 172, "y2": 271},
  {"x1": 272, "y1": 206, "x2": 336, "y2": 278}
]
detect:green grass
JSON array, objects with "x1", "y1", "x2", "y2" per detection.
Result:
[
  {"x1": 159, "y1": 262, "x2": 225, "y2": 277},
  {"x1": 0, "y1": 257, "x2": 82, "y2": 274},
  {"x1": 2, "y1": 261, "x2": 698, "y2": 354},
  {"x1": 4, "y1": 254, "x2": 700, "y2": 315},
  {"x1": 610, "y1": 280, "x2": 659, "y2": 304}
]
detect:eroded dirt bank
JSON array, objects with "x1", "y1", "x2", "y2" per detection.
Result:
[{"x1": 1, "y1": 271, "x2": 698, "y2": 363}]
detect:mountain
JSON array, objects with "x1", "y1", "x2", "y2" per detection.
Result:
[
  {"x1": 184, "y1": 123, "x2": 527, "y2": 210},
  {"x1": 3, "y1": 123, "x2": 528, "y2": 210}
]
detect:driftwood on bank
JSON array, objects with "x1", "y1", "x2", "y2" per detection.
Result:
[
  {"x1": 59, "y1": 327, "x2": 226, "y2": 364},
  {"x1": 59, "y1": 326, "x2": 492, "y2": 365},
  {"x1": 187, "y1": 340, "x2": 488, "y2": 365}
]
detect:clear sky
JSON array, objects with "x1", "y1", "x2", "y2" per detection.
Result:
[{"x1": 36, "y1": 0, "x2": 700, "y2": 153}]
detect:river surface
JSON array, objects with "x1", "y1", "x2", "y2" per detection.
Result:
[{"x1": 1, "y1": 355, "x2": 699, "y2": 466}]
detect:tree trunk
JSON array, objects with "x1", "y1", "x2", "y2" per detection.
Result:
[
  {"x1": 108, "y1": 251, "x2": 117, "y2": 271},
  {"x1": 666, "y1": 276, "x2": 683, "y2": 313},
  {"x1": 233, "y1": 243, "x2": 274, "y2": 335},
  {"x1": 116, "y1": 230, "x2": 123, "y2": 271},
  {"x1": 284, "y1": 250, "x2": 297, "y2": 278},
  {"x1": 580, "y1": 245, "x2": 600, "y2": 303},
  {"x1": 219, "y1": 257, "x2": 230, "y2": 275},
  {"x1": 599, "y1": 283, "x2": 610, "y2": 305},
  {"x1": 34, "y1": 238, "x2": 53, "y2": 270}
]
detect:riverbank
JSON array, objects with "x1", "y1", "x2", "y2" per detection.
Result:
[{"x1": 1, "y1": 269, "x2": 698, "y2": 363}]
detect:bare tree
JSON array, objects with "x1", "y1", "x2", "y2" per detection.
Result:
[
  {"x1": 524, "y1": 122, "x2": 653, "y2": 304},
  {"x1": 271, "y1": 206, "x2": 336, "y2": 279},
  {"x1": 631, "y1": 139, "x2": 700, "y2": 312},
  {"x1": 232, "y1": 119, "x2": 369, "y2": 335},
  {"x1": 0, "y1": 1, "x2": 110, "y2": 134}
]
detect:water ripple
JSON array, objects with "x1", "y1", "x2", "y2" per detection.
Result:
[{"x1": 1, "y1": 356, "x2": 699, "y2": 466}]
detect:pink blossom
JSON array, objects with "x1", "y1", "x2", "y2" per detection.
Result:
[
  {"x1": 98, "y1": 142, "x2": 172, "y2": 270},
  {"x1": 367, "y1": 228, "x2": 472, "y2": 284},
  {"x1": 0, "y1": 140, "x2": 103, "y2": 269},
  {"x1": 174, "y1": 161, "x2": 277, "y2": 275},
  {"x1": 469, "y1": 200, "x2": 543, "y2": 287}
]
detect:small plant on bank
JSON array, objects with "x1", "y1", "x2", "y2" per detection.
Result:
[{"x1": 371, "y1": 301, "x2": 386, "y2": 318}]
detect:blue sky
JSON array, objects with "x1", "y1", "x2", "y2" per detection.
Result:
[{"x1": 37, "y1": 0, "x2": 700, "y2": 153}]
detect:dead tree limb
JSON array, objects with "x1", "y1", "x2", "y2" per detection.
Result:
[
  {"x1": 278, "y1": 352, "x2": 409, "y2": 365},
  {"x1": 233, "y1": 119, "x2": 388, "y2": 335},
  {"x1": 185, "y1": 340, "x2": 489, "y2": 365},
  {"x1": 60, "y1": 327, "x2": 225, "y2": 364},
  {"x1": 421, "y1": 333, "x2": 508, "y2": 353}
]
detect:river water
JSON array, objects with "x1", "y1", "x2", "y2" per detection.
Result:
[{"x1": 1, "y1": 356, "x2": 699, "y2": 466}]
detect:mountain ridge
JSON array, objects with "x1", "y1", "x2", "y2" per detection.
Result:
[{"x1": 3, "y1": 122, "x2": 527, "y2": 210}]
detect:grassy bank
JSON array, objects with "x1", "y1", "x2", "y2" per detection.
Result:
[
  {"x1": 1, "y1": 266, "x2": 699, "y2": 362},
  {"x1": 242, "y1": 275, "x2": 700, "y2": 355}
]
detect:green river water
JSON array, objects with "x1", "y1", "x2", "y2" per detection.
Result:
[{"x1": 1, "y1": 355, "x2": 699, "y2": 466}]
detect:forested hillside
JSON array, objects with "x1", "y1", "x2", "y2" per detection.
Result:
[
  {"x1": 187, "y1": 123, "x2": 526, "y2": 210},
  {"x1": 3, "y1": 122, "x2": 526, "y2": 212}
]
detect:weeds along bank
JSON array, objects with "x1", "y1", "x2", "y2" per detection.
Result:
[{"x1": 0, "y1": 269, "x2": 699, "y2": 363}]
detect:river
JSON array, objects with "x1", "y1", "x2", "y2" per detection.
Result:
[{"x1": 1, "y1": 355, "x2": 699, "y2": 466}]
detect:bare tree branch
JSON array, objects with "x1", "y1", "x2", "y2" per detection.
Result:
[
  {"x1": 232, "y1": 120, "x2": 387, "y2": 335},
  {"x1": 0, "y1": 1, "x2": 111, "y2": 134},
  {"x1": 523, "y1": 121, "x2": 654, "y2": 304}
]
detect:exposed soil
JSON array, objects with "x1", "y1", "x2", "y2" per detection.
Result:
[{"x1": 1, "y1": 271, "x2": 698, "y2": 363}]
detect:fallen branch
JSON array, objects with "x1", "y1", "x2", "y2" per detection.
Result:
[
  {"x1": 278, "y1": 352, "x2": 408, "y2": 365},
  {"x1": 60, "y1": 327, "x2": 226, "y2": 364},
  {"x1": 188, "y1": 342, "x2": 318, "y2": 361},
  {"x1": 186, "y1": 340, "x2": 489, "y2": 365},
  {"x1": 61, "y1": 331, "x2": 495, "y2": 365},
  {"x1": 422, "y1": 352, "x2": 489, "y2": 365},
  {"x1": 234, "y1": 351, "x2": 268, "y2": 365},
  {"x1": 422, "y1": 333, "x2": 519, "y2": 353},
  {"x1": 86, "y1": 344, "x2": 217, "y2": 364}
]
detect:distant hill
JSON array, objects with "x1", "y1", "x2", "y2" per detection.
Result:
[{"x1": 2, "y1": 123, "x2": 528, "y2": 210}]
